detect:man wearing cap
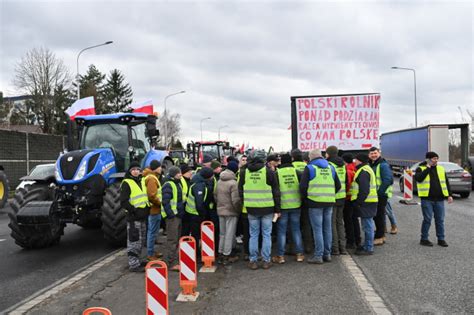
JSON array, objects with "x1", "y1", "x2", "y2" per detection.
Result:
[
  {"x1": 300, "y1": 150, "x2": 341, "y2": 264},
  {"x1": 121, "y1": 162, "x2": 150, "y2": 272},
  {"x1": 267, "y1": 154, "x2": 280, "y2": 171},
  {"x1": 239, "y1": 150, "x2": 281, "y2": 270},
  {"x1": 215, "y1": 161, "x2": 241, "y2": 265},
  {"x1": 325, "y1": 145, "x2": 347, "y2": 255},
  {"x1": 369, "y1": 147, "x2": 394, "y2": 246},
  {"x1": 273, "y1": 153, "x2": 305, "y2": 264},
  {"x1": 143, "y1": 160, "x2": 163, "y2": 261},
  {"x1": 182, "y1": 167, "x2": 214, "y2": 248},
  {"x1": 161, "y1": 166, "x2": 185, "y2": 271},
  {"x1": 414, "y1": 151, "x2": 453, "y2": 247},
  {"x1": 352, "y1": 153, "x2": 378, "y2": 255}
]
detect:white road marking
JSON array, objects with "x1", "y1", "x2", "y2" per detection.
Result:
[
  {"x1": 4, "y1": 249, "x2": 126, "y2": 315},
  {"x1": 0, "y1": 239, "x2": 6, "y2": 242},
  {"x1": 342, "y1": 255, "x2": 393, "y2": 315}
]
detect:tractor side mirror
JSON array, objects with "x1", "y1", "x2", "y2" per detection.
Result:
[
  {"x1": 186, "y1": 143, "x2": 191, "y2": 151},
  {"x1": 146, "y1": 116, "x2": 158, "y2": 138}
]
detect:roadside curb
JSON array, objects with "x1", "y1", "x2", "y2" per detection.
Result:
[
  {"x1": 4, "y1": 249, "x2": 125, "y2": 315},
  {"x1": 342, "y1": 255, "x2": 392, "y2": 315}
]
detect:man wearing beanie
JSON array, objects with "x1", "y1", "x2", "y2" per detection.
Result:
[
  {"x1": 214, "y1": 161, "x2": 242, "y2": 265},
  {"x1": 182, "y1": 167, "x2": 214, "y2": 250},
  {"x1": 239, "y1": 150, "x2": 281, "y2": 270},
  {"x1": 291, "y1": 149, "x2": 312, "y2": 253},
  {"x1": 414, "y1": 151, "x2": 453, "y2": 247},
  {"x1": 352, "y1": 153, "x2": 378, "y2": 255},
  {"x1": 179, "y1": 164, "x2": 193, "y2": 204},
  {"x1": 325, "y1": 146, "x2": 347, "y2": 255},
  {"x1": 300, "y1": 149, "x2": 341, "y2": 264},
  {"x1": 369, "y1": 147, "x2": 394, "y2": 245},
  {"x1": 143, "y1": 160, "x2": 163, "y2": 261},
  {"x1": 342, "y1": 153, "x2": 361, "y2": 249},
  {"x1": 121, "y1": 162, "x2": 149, "y2": 272},
  {"x1": 273, "y1": 153, "x2": 305, "y2": 264},
  {"x1": 161, "y1": 166, "x2": 185, "y2": 271}
]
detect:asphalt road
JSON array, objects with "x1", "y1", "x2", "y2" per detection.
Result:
[
  {"x1": 352, "y1": 186, "x2": 474, "y2": 314},
  {"x1": 0, "y1": 203, "x2": 118, "y2": 312}
]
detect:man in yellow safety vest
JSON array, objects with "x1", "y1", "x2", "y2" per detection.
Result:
[
  {"x1": 352, "y1": 154, "x2": 378, "y2": 255},
  {"x1": 414, "y1": 151, "x2": 453, "y2": 247},
  {"x1": 300, "y1": 150, "x2": 341, "y2": 264},
  {"x1": 239, "y1": 150, "x2": 281, "y2": 270},
  {"x1": 120, "y1": 161, "x2": 150, "y2": 272},
  {"x1": 161, "y1": 166, "x2": 185, "y2": 271}
]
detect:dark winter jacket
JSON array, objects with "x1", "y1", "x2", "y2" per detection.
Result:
[
  {"x1": 238, "y1": 159, "x2": 281, "y2": 216},
  {"x1": 276, "y1": 163, "x2": 302, "y2": 211},
  {"x1": 369, "y1": 157, "x2": 393, "y2": 197},
  {"x1": 188, "y1": 173, "x2": 212, "y2": 217},
  {"x1": 327, "y1": 156, "x2": 346, "y2": 205},
  {"x1": 161, "y1": 175, "x2": 185, "y2": 219},
  {"x1": 300, "y1": 157, "x2": 341, "y2": 209},
  {"x1": 120, "y1": 172, "x2": 150, "y2": 221},
  {"x1": 414, "y1": 162, "x2": 452, "y2": 201},
  {"x1": 352, "y1": 163, "x2": 377, "y2": 218}
]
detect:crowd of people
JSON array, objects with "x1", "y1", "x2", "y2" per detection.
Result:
[{"x1": 121, "y1": 146, "x2": 453, "y2": 272}]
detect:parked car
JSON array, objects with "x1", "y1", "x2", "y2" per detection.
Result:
[
  {"x1": 463, "y1": 156, "x2": 474, "y2": 189},
  {"x1": 399, "y1": 161, "x2": 471, "y2": 198},
  {"x1": 16, "y1": 164, "x2": 56, "y2": 191}
]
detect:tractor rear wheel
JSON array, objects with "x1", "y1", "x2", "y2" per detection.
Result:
[
  {"x1": 101, "y1": 182, "x2": 127, "y2": 247},
  {"x1": 8, "y1": 184, "x2": 64, "y2": 249},
  {"x1": 0, "y1": 170, "x2": 9, "y2": 208}
]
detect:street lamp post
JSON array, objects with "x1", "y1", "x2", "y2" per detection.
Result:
[
  {"x1": 200, "y1": 117, "x2": 211, "y2": 141},
  {"x1": 76, "y1": 41, "x2": 114, "y2": 100},
  {"x1": 218, "y1": 125, "x2": 228, "y2": 140},
  {"x1": 391, "y1": 66, "x2": 418, "y2": 127},
  {"x1": 163, "y1": 91, "x2": 186, "y2": 148}
]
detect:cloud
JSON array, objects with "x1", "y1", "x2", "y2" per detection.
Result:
[{"x1": 1, "y1": 0, "x2": 472, "y2": 150}]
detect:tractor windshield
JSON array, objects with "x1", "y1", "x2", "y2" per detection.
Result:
[
  {"x1": 201, "y1": 144, "x2": 220, "y2": 160},
  {"x1": 80, "y1": 123, "x2": 129, "y2": 171}
]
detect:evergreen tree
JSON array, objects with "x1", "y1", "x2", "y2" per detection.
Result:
[
  {"x1": 103, "y1": 69, "x2": 133, "y2": 113},
  {"x1": 76, "y1": 64, "x2": 107, "y2": 114}
]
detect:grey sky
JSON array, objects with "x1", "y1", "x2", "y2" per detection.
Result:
[{"x1": 1, "y1": 0, "x2": 473, "y2": 150}]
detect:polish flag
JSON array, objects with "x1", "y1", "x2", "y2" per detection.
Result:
[
  {"x1": 65, "y1": 97, "x2": 95, "y2": 120},
  {"x1": 129, "y1": 99, "x2": 153, "y2": 114}
]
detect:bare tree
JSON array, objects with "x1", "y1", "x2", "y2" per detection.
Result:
[
  {"x1": 13, "y1": 47, "x2": 72, "y2": 133},
  {"x1": 157, "y1": 112, "x2": 181, "y2": 148}
]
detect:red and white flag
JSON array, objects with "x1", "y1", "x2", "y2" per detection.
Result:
[
  {"x1": 65, "y1": 97, "x2": 95, "y2": 120},
  {"x1": 129, "y1": 99, "x2": 153, "y2": 114}
]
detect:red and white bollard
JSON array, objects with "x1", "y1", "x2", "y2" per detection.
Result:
[
  {"x1": 177, "y1": 236, "x2": 199, "y2": 302},
  {"x1": 200, "y1": 221, "x2": 217, "y2": 273},
  {"x1": 145, "y1": 260, "x2": 169, "y2": 315},
  {"x1": 401, "y1": 169, "x2": 417, "y2": 205}
]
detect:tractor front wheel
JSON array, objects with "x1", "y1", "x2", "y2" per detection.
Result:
[{"x1": 101, "y1": 182, "x2": 127, "y2": 247}]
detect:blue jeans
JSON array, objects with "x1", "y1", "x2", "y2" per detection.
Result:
[
  {"x1": 248, "y1": 213, "x2": 273, "y2": 263},
  {"x1": 421, "y1": 200, "x2": 445, "y2": 241},
  {"x1": 147, "y1": 213, "x2": 161, "y2": 257},
  {"x1": 277, "y1": 209, "x2": 304, "y2": 256},
  {"x1": 308, "y1": 207, "x2": 332, "y2": 258},
  {"x1": 385, "y1": 201, "x2": 397, "y2": 225},
  {"x1": 361, "y1": 217, "x2": 375, "y2": 252}
]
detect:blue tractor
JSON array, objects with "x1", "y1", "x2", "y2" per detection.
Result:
[{"x1": 8, "y1": 113, "x2": 173, "y2": 248}]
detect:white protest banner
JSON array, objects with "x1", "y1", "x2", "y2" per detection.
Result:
[{"x1": 294, "y1": 93, "x2": 380, "y2": 151}]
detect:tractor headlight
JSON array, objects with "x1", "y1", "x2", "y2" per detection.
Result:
[{"x1": 73, "y1": 160, "x2": 88, "y2": 181}]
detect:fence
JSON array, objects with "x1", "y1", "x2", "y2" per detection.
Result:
[{"x1": 0, "y1": 129, "x2": 65, "y2": 190}]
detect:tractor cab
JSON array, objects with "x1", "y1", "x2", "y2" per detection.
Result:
[
  {"x1": 75, "y1": 113, "x2": 159, "y2": 172},
  {"x1": 187, "y1": 140, "x2": 232, "y2": 167}
]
